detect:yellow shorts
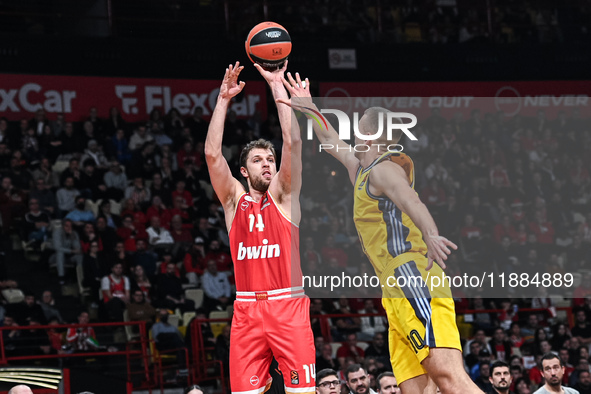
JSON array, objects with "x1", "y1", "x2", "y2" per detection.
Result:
[{"x1": 379, "y1": 252, "x2": 461, "y2": 385}]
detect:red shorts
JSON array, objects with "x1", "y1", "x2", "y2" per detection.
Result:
[{"x1": 230, "y1": 296, "x2": 316, "y2": 394}]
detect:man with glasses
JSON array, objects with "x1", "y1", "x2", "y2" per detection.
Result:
[
  {"x1": 317, "y1": 369, "x2": 341, "y2": 394},
  {"x1": 346, "y1": 364, "x2": 377, "y2": 394}
]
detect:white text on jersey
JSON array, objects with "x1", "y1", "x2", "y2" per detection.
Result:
[{"x1": 237, "y1": 239, "x2": 281, "y2": 260}]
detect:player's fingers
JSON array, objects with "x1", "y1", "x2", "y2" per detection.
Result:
[
  {"x1": 437, "y1": 257, "x2": 447, "y2": 270},
  {"x1": 295, "y1": 72, "x2": 303, "y2": 86},
  {"x1": 305, "y1": 78, "x2": 310, "y2": 90},
  {"x1": 280, "y1": 76, "x2": 293, "y2": 92},
  {"x1": 234, "y1": 61, "x2": 240, "y2": 70},
  {"x1": 238, "y1": 81, "x2": 246, "y2": 90},
  {"x1": 425, "y1": 259, "x2": 434, "y2": 271},
  {"x1": 286, "y1": 72, "x2": 297, "y2": 87},
  {"x1": 446, "y1": 240, "x2": 459, "y2": 250}
]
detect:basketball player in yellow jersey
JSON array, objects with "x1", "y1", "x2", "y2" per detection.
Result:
[{"x1": 276, "y1": 73, "x2": 484, "y2": 394}]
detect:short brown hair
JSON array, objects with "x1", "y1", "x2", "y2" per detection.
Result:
[
  {"x1": 240, "y1": 139, "x2": 276, "y2": 168},
  {"x1": 363, "y1": 107, "x2": 403, "y2": 144}
]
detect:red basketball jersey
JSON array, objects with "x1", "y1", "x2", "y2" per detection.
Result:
[{"x1": 229, "y1": 192, "x2": 302, "y2": 292}]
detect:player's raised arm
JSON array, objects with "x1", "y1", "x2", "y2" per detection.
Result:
[
  {"x1": 370, "y1": 161, "x2": 458, "y2": 271},
  {"x1": 277, "y1": 74, "x2": 359, "y2": 184},
  {"x1": 254, "y1": 62, "x2": 302, "y2": 205},
  {"x1": 204, "y1": 62, "x2": 246, "y2": 222}
]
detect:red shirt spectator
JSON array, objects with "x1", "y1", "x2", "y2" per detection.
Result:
[
  {"x1": 529, "y1": 211, "x2": 555, "y2": 245},
  {"x1": 321, "y1": 236, "x2": 348, "y2": 267},
  {"x1": 204, "y1": 239, "x2": 232, "y2": 272}
]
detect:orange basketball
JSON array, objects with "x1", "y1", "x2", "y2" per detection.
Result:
[{"x1": 245, "y1": 21, "x2": 291, "y2": 69}]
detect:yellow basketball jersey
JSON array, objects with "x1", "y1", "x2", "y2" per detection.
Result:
[{"x1": 353, "y1": 151, "x2": 428, "y2": 279}]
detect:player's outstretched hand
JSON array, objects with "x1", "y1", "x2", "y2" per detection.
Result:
[
  {"x1": 276, "y1": 72, "x2": 313, "y2": 109},
  {"x1": 424, "y1": 235, "x2": 458, "y2": 271},
  {"x1": 254, "y1": 60, "x2": 288, "y2": 85},
  {"x1": 219, "y1": 61, "x2": 246, "y2": 100}
]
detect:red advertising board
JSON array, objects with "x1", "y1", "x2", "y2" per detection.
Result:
[
  {"x1": 319, "y1": 81, "x2": 591, "y2": 118},
  {"x1": 0, "y1": 74, "x2": 267, "y2": 122}
]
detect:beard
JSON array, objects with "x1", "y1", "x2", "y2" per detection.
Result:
[
  {"x1": 493, "y1": 381, "x2": 509, "y2": 391},
  {"x1": 547, "y1": 376, "x2": 561, "y2": 387},
  {"x1": 249, "y1": 174, "x2": 270, "y2": 193}
]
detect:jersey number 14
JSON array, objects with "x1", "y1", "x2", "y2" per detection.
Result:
[{"x1": 248, "y1": 214, "x2": 265, "y2": 232}]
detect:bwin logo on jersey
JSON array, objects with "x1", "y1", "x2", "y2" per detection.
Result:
[{"x1": 237, "y1": 239, "x2": 281, "y2": 260}]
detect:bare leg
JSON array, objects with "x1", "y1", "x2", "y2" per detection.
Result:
[
  {"x1": 399, "y1": 374, "x2": 437, "y2": 394},
  {"x1": 421, "y1": 348, "x2": 484, "y2": 394}
]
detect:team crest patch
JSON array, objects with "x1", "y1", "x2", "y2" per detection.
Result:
[
  {"x1": 241, "y1": 201, "x2": 249, "y2": 211},
  {"x1": 250, "y1": 375, "x2": 259, "y2": 386},
  {"x1": 290, "y1": 370, "x2": 299, "y2": 385}
]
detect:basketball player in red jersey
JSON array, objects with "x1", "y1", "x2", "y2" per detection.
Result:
[{"x1": 205, "y1": 61, "x2": 315, "y2": 394}]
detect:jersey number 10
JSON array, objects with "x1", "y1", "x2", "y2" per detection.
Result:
[{"x1": 248, "y1": 214, "x2": 265, "y2": 232}]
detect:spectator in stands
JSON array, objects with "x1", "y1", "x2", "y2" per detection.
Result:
[
  {"x1": 39, "y1": 290, "x2": 63, "y2": 323},
  {"x1": 129, "y1": 141, "x2": 156, "y2": 179},
  {"x1": 170, "y1": 214, "x2": 192, "y2": 258},
  {"x1": 571, "y1": 309, "x2": 591, "y2": 348},
  {"x1": 130, "y1": 265, "x2": 153, "y2": 303},
  {"x1": 559, "y1": 348, "x2": 575, "y2": 385},
  {"x1": 125, "y1": 177, "x2": 151, "y2": 208},
  {"x1": 183, "y1": 237, "x2": 206, "y2": 285},
  {"x1": 357, "y1": 299, "x2": 387, "y2": 341},
  {"x1": 0, "y1": 176, "x2": 27, "y2": 231},
  {"x1": 103, "y1": 160, "x2": 127, "y2": 201},
  {"x1": 345, "y1": 364, "x2": 376, "y2": 394},
  {"x1": 49, "y1": 219, "x2": 83, "y2": 284},
  {"x1": 108, "y1": 129, "x2": 131, "y2": 165},
  {"x1": 364, "y1": 333, "x2": 390, "y2": 372},
  {"x1": 202, "y1": 259, "x2": 231, "y2": 313},
  {"x1": 152, "y1": 308, "x2": 188, "y2": 370},
  {"x1": 514, "y1": 377, "x2": 531, "y2": 394},
  {"x1": 78, "y1": 161, "x2": 106, "y2": 200},
  {"x1": 149, "y1": 173, "x2": 172, "y2": 207},
  {"x1": 474, "y1": 362, "x2": 492, "y2": 393},
  {"x1": 573, "y1": 370, "x2": 591, "y2": 394},
  {"x1": 551, "y1": 324, "x2": 572, "y2": 351},
  {"x1": 95, "y1": 216, "x2": 117, "y2": 253},
  {"x1": 80, "y1": 140, "x2": 108, "y2": 171},
  {"x1": 56, "y1": 177, "x2": 80, "y2": 217},
  {"x1": 29, "y1": 177, "x2": 57, "y2": 216},
  {"x1": 65, "y1": 196, "x2": 95, "y2": 229},
  {"x1": 376, "y1": 372, "x2": 399, "y2": 394},
  {"x1": 129, "y1": 126, "x2": 153, "y2": 151},
  {"x1": 131, "y1": 238, "x2": 157, "y2": 278},
  {"x1": 127, "y1": 289, "x2": 156, "y2": 330},
  {"x1": 24, "y1": 198, "x2": 50, "y2": 248},
  {"x1": 66, "y1": 311, "x2": 99, "y2": 352},
  {"x1": 316, "y1": 368, "x2": 341, "y2": 394},
  {"x1": 470, "y1": 349, "x2": 492, "y2": 381},
  {"x1": 101, "y1": 262, "x2": 130, "y2": 321},
  {"x1": 533, "y1": 328, "x2": 550, "y2": 356},
  {"x1": 204, "y1": 239, "x2": 232, "y2": 273},
  {"x1": 320, "y1": 235, "x2": 348, "y2": 268},
  {"x1": 573, "y1": 273, "x2": 591, "y2": 308},
  {"x1": 489, "y1": 361, "x2": 512, "y2": 394},
  {"x1": 2, "y1": 315, "x2": 20, "y2": 356},
  {"x1": 157, "y1": 261, "x2": 194, "y2": 313},
  {"x1": 536, "y1": 353, "x2": 578, "y2": 394},
  {"x1": 332, "y1": 297, "x2": 361, "y2": 341},
  {"x1": 146, "y1": 216, "x2": 174, "y2": 249},
  {"x1": 489, "y1": 327, "x2": 512, "y2": 362},
  {"x1": 215, "y1": 324, "x2": 231, "y2": 376},
  {"x1": 17, "y1": 315, "x2": 52, "y2": 358},
  {"x1": 337, "y1": 333, "x2": 365, "y2": 370},
  {"x1": 317, "y1": 343, "x2": 338, "y2": 371},
  {"x1": 521, "y1": 314, "x2": 540, "y2": 343},
  {"x1": 83, "y1": 240, "x2": 108, "y2": 301},
  {"x1": 8, "y1": 292, "x2": 45, "y2": 326}
]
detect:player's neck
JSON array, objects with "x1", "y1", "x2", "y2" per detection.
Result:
[
  {"x1": 248, "y1": 188, "x2": 266, "y2": 202},
  {"x1": 359, "y1": 150, "x2": 382, "y2": 169}
]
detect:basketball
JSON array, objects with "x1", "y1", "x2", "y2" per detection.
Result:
[{"x1": 245, "y1": 21, "x2": 291, "y2": 70}]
